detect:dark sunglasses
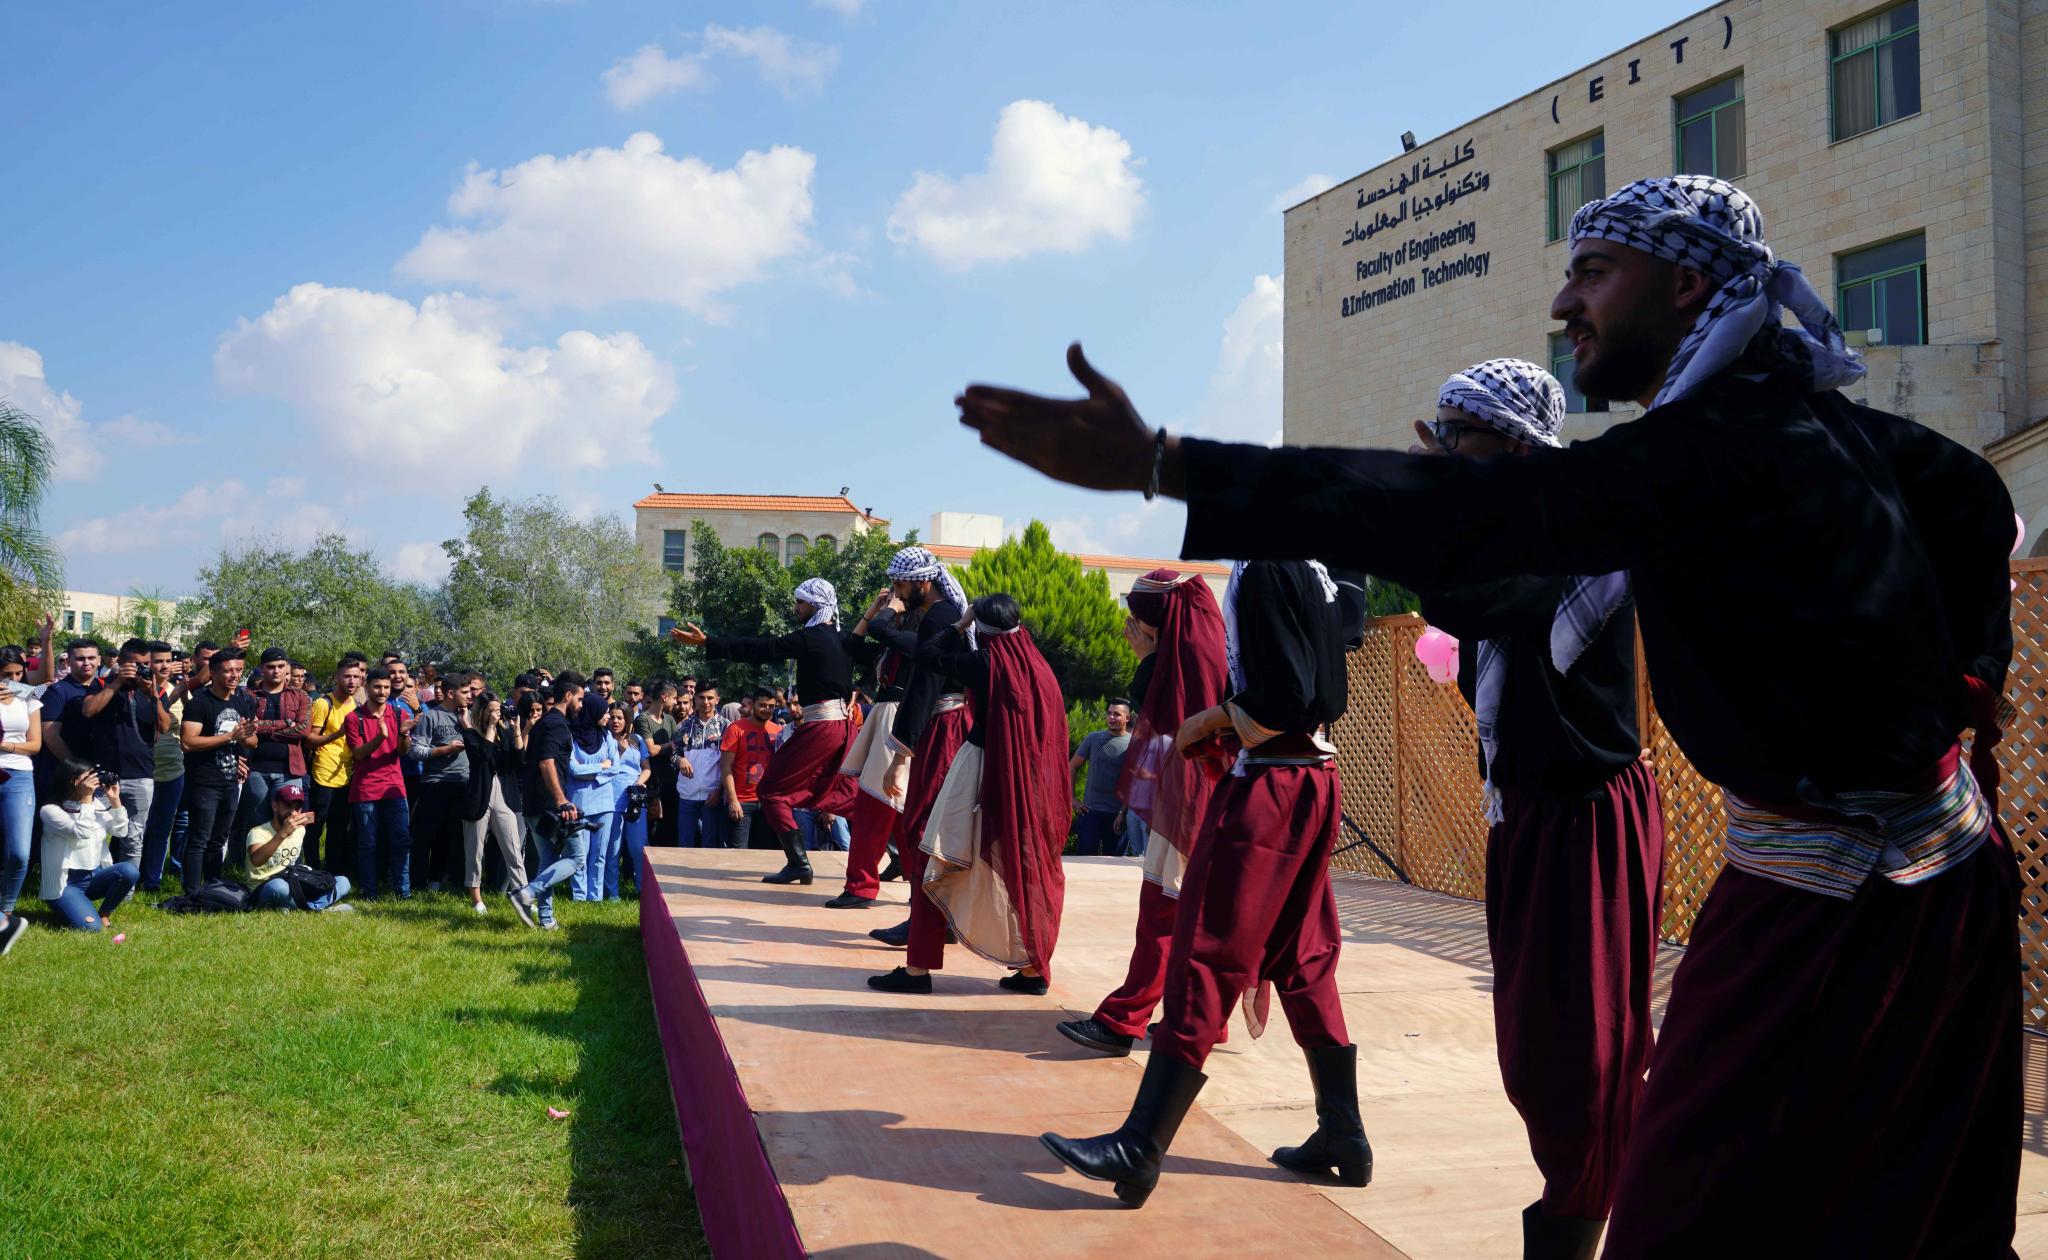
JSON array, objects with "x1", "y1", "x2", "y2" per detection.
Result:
[{"x1": 1430, "y1": 419, "x2": 1497, "y2": 452}]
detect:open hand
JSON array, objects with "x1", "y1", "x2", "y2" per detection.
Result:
[
  {"x1": 669, "y1": 622, "x2": 709, "y2": 648},
  {"x1": 956, "y1": 344, "x2": 1162, "y2": 494}
]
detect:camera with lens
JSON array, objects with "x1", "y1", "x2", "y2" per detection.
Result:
[
  {"x1": 623, "y1": 783, "x2": 649, "y2": 822},
  {"x1": 95, "y1": 765, "x2": 123, "y2": 791}
]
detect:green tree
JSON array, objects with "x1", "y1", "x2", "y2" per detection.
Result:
[
  {"x1": 1366, "y1": 576, "x2": 1421, "y2": 618},
  {"x1": 183, "y1": 533, "x2": 439, "y2": 672},
  {"x1": 0, "y1": 401, "x2": 63, "y2": 637},
  {"x1": 953, "y1": 520, "x2": 1135, "y2": 704},
  {"x1": 439, "y1": 489, "x2": 666, "y2": 686}
]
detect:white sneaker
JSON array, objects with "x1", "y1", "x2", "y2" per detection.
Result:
[
  {"x1": 323, "y1": 904, "x2": 356, "y2": 914},
  {"x1": 472, "y1": 900, "x2": 487, "y2": 915}
]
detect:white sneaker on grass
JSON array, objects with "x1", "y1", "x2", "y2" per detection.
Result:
[
  {"x1": 472, "y1": 900, "x2": 487, "y2": 915},
  {"x1": 323, "y1": 904, "x2": 355, "y2": 914}
]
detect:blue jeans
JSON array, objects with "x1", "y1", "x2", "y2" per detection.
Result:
[
  {"x1": 51, "y1": 862, "x2": 140, "y2": 931},
  {"x1": 620, "y1": 807, "x2": 648, "y2": 895},
  {"x1": 255, "y1": 873, "x2": 351, "y2": 911},
  {"x1": 797, "y1": 808, "x2": 850, "y2": 851},
  {"x1": 574, "y1": 810, "x2": 618, "y2": 901},
  {"x1": 524, "y1": 813, "x2": 590, "y2": 927},
  {"x1": 674, "y1": 797, "x2": 724, "y2": 848},
  {"x1": 354, "y1": 795, "x2": 412, "y2": 898},
  {"x1": 141, "y1": 774, "x2": 185, "y2": 890},
  {"x1": 1073, "y1": 808, "x2": 1125, "y2": 856},
  {"x1": 0, "y1": 772, "x2": 36, "y2": 915}
]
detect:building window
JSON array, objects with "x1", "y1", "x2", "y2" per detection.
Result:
[
  {"x1": 1674, "y1": 75, "x2": 1745, "y2": 179},
  {"x1": 785, "y1": 534, "x2": 808, "y2": 564},
  {"x1": 661, "y1": 529, "x2": 688, "y2": 572},
  {"x1": 80, "y1": 611, "x2": 94, "y2": 633},
  {"x1": 62, "y1": 610, "x2": 76, "y2": 631},
  {"x1": 1836, "y1": 233, "x2": 1927, "y2": 347},
  {"x1": 1831, "y1": 2, "x2": 1920, "y2": 142},
  {"x1": 1549, "y1": 332, "x2": 1609, "y2": 415},
  {"x1": 815, "y1": 534, "x2": 836, "y2": 554},
  {"x1": 1546, "y1": 133, "x2": 1605, "y2": 243},
  {"x1": 757, "y1": 533, "x2": 780, "y2": 559}
]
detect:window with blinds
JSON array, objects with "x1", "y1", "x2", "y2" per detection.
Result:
[
  {"x1": 661, "y1": 529, "x2": 688, "y2": 572},
  {"x1": 1831, "y1": 2, "x2": 1920, "y2": 141},
  {"x1": 1547, "y1": 134, "x2": 1605, "y2": 243},
  {"x1": 1674, "y1": 76, "x2": 1745, "y2": 179}
]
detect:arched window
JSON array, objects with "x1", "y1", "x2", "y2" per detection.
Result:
[
  {"x1": 757, "y1": 532, "x2": 780, "y2": 557},
  {"x1": 815, "y1": 534, "x2": 836, "y2": 554},
  {"x1": 785, "y1": 534, "x2": 808, "y2": 564}
]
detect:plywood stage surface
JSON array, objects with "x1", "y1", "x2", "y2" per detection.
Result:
[{"x1": 641, "y1": 849, "x2": 2048, "y2": 1259}]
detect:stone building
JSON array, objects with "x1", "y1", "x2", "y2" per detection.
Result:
[{"x1": 1282, "y1": 0, "x2": 2048, "y2": 547}]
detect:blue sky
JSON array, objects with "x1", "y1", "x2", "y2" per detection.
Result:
[{"x1": 4, "y1": 0, "x2": 1702, "y2": 596}]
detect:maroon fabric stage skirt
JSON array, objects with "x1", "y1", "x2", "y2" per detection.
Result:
[
  {"x1": 1153, "y1": 762, "x2": 1348, "y2": 1069},
  {"x1": 900, "y1": 706, "x2": 972, "y2": 971},
  {"x1": 1602, "y1": 837, "x2": 2021, "y2": 1257},
  {"x1": 756, "y1": 718, "x2": 858, "y2": 834},
  {"x1": 1488, "y1": 757, "x2": 1664, "y2": 1219}
]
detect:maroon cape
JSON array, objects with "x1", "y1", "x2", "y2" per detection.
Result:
[
  {"x1": 980, "y1": 626, "x2": 1072, "y2": 981},
  {"x1": 1117, "y1": 571, "x2": 1231, "y2": 857}
]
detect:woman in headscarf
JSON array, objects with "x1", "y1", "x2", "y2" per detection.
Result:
[
  {"x1": 867, "y1": 593, "x2": 1069, "y2": 994},
  {"x1": 1056, "y1": 568, "x2": 1230, "y2": 1056},
  {"x1": 671, "y1": 578, "x2": 864, "y2": 886}
]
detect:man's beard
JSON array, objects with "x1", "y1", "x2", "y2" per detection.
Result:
[{"x1": 1573, "y1": 316, "x2": 1676, "y2": 403}]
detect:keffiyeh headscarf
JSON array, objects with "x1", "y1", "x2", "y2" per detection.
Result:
[
  {"x1": 793, "y1": 576, "x2": 839, "y2": 628},
  {"x1": 888, "y1": 545, "x2": 969, "y2": 616},
  {"x1": 1568, "y1": 175, "x2": 1864, "y2": 408},
  {"x1": 1437, "y1": 359, "x2": 1630, "y2": 823}
]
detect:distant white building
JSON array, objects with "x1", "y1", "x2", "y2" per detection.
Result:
[{"x1": 56, "y1": 590, "x2": 182, "y2": 640}]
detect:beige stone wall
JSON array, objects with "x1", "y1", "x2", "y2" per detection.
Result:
[
  {"x1": 1284, "y1": 0, "x2": 2040, "y2": 473},
  {"x1": 633, "y1": 508, "x2": 872, "y2": 575}
]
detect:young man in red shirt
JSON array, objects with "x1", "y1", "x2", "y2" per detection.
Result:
[
  {"x1": 344, "y1": 665, "x2": 414, "y2": 899},
  {"x1": 719, "y1": 689, "x2": 783, "y2": 851}
]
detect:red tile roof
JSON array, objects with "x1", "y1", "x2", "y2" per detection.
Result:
[
  {"x1": 923, "y1": 542, "x2": 1229, "y2": 575},
  {"x1": 634, "y1": 493, "x2": 887, "y2": 525}
]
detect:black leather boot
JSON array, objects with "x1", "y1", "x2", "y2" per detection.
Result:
[
  {"x1": 1269, "y1": 1043, "x2": 1372, "y2": 1187},
  {"x1": 1041, "y1": 1052, "x2": 1207, "y2": 1207},
  {"x1": 761, "y1": 830, "x2": 814, "y2": 885},
  {"x1": 1521, "y1": 1201, "x2": 1605, "y2": 1260}
]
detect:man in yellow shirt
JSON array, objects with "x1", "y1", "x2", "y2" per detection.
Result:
[{"x1": 303, "y1": 659, "x2": 362, "y2": 875}]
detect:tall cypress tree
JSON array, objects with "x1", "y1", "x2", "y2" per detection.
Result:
[{"x1": 954, "y1": 520, "x2": 1136, "y2": 704}]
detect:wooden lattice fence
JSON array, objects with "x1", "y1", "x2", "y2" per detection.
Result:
[{"x1": 1331, "y1": 562, "x2": 2048, "y2": 1028}]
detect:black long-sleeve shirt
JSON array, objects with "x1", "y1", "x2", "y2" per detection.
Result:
[
  {"x1": 916, "y1": 624, "x2": 992, "y2": 746},
  {"x1": 702, "y1": 624, "x2": 856, "y2": 706},
  {"x1": 1128, "y1": 654, "x2": 1158, "y2": 713},
  {"x1": 887, "y1": 597, "x2": 966, "y2": 754},
  {"x1": 1228, "y1": 561, "x2": 1347, "y2": 737},
  {"x1": 1419, "y1": 578, "x2": 1639, "y2": 800},
  {"x1": 859, "y1": 609, "x2": 912, "y2": 703},
  {"x1": 1182, "y1": 377, "x2": 2013, "y2": 803}
]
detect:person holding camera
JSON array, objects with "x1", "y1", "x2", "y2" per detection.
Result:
[
  {"x1": 246, "y1": 782, "x2": 352, "y2": 912},
  {"x1": 67, "y1": 639, "x2": 169, "y2": 870},
  {"x1": 459, "y1": 686, "x2": 529, "y2": 915},
  {"x1": 38, "y1": 759, "x2": 140, "y2": 932},
  {"x1": 508, "y1": 672, "x2": 591, "y2": 930}
]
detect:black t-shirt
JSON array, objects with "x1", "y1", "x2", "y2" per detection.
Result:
[
  {"x1": 183, "y1": 689, "x2": 258, "y2": 786},
  {"x1": 246, "y1": 688, "x2": 293, "y2": 775},
  {"x1": 521, "y1": 709, "x2": 572, "y2": 817},
  {"x1": 45, "y1": 678, "x2": 100, "y2": 765},
  {"x1": 97, "y1": 685, "x2": 161, "y2": 780}
]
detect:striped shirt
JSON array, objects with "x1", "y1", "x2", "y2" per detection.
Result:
[{"x1": 1722, "y1": 756, "x2": 1996, "y2": 900}]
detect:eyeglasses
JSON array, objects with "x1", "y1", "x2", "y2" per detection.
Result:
[{"x1": 1430, "y1": 419, "x2": 1492, "y2": 452}]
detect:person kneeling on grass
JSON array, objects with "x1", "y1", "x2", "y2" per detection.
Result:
[
  {"x1": 38, "y1": 759, "x2": 141, "y2": 932},
  {"x1": 246, "y1": 782, "x2": 353, "y2": 913}
]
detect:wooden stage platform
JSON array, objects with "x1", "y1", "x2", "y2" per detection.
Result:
[{"x1": 639, "y1": 849, "x2": 2048, "y2": 1259}]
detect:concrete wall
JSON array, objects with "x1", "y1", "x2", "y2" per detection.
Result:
[{"x1": 1284, "y1": 0, "x2": 2040, "y2": 471}]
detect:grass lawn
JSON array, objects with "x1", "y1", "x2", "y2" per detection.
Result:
[{"x1": 0, "y1": 888, "x2": 709, "y2": 1260}]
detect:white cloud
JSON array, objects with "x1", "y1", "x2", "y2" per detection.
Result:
[
  {"x1": 704, "y1": 25, "x2": 838, "y2": 99},
  {"x1": 214, "y1": 282, "x2": 677, "y2": 478},
  {"x1": 58, "y1": 477, "x2": 352, "y2": 556},
  {"x1": 603, "y1": 27, "x2": 836, "y2": 109},
  {"x1": 602, "y1": 43, "x2": 711, "y2": 110},
  {"x1": 0, "y1": 341, "x2": 194, "y2": 481},
  {"x1": 1042, "y1": 517, "x2": 1107, "y2": 555},
  {"x1": 811, "y1": 0, "x2": 866, "y2": 17},
  {"x1": 887, "y1": 100, "x2": 1143, "y2": 270},
  {"x1": 390, "y1": 541, "x2": 452, "y2": 585},
  {"x1": 1185, "y1": 274, "x2": 1284, "y2": 446},
  {"x1": 1268, "y1": 173, "x2": 1335, "y2": 215},
  {"x1": 399, "y1": 132, "x2": 817, "y2": 315}
]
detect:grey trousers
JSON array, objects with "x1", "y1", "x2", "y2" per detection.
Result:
[
  {"x1": 116, "y1": 778, "x2": 153, "y2": 867},
  {"x1": 462, "y1": 778, "x2": 530, "y2": 892}
]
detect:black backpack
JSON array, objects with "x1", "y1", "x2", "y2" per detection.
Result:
[
  {"x1": 160, "y1": 878, "x2": 254, "y2": 914},
  {"x1": 278, "y1": 864, "x2": 337, "y2": 910}
]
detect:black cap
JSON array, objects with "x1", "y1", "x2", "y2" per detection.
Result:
[{"x1": 259, "y1": 647, "x2": 290, "y2": 664}]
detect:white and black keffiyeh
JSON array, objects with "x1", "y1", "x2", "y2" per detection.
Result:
[
  {"x1": 1568, "y1": 175, "x2": 1864, "y2": 408},
  {"x1": 793, "y1": 576, "x2": 839, "y2": 628},
  {"x1": 1437, "y1": 359, "x2": 1630, "y2": 823},
  {"x1": 888, "y1": 544, "x2": 969, "y2": 618}
]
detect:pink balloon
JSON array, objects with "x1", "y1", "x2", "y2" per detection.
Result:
[{"x1": 1414, "y1": 627, "x2": 1460, "y2": 684}]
